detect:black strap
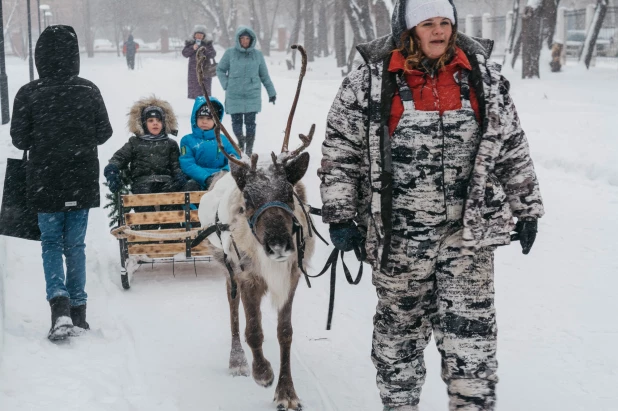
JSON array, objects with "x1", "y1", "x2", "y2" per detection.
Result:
[
  {"x1": 22, "y1": 151, "x2": 28, "y2": 161},
  {"x1": 190, "y1": 222, "x2": 229, "y2": 248},
  {"x1": 306, "y1": 246, "x2": 364, "y2": 330}
]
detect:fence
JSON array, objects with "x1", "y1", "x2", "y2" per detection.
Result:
[{"x1": 466, "y1": 4, "x2": 618, "y2": 64}]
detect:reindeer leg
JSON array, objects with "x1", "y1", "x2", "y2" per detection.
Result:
[
  {"x1": 227, "y1": 279, "x2": 250, "y2": 377},
  {"x1": 274, "y1": 275, "x2": 302, "y2": 411},
  {"x1": 241, "y1": 276, "x2": 274, "y2": 387}
]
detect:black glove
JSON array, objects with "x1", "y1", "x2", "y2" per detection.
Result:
[
  {"x1": 329, "y1": 221, "x2": 363, "y2": 252},
  {"x1": 269, "y1": 95, "x2": 276, "y2": 105},
  {"x1": 104, "y1": 164, "x2": 122, "y2": 194},
  {"x1": 512, "y1": 218, "x2": 538, "y2": 255},
  {"x1": 173, "y1": 173, "x2": 188, "y2": 190}
]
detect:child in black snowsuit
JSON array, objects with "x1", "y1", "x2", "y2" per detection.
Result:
[{"x1": 104, "y1": 96, "x2": 187, "y2": 200}]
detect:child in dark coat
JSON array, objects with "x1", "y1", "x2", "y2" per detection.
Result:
[{"x1": 104, "y1": 96, "x2": 187, "y2": 197}]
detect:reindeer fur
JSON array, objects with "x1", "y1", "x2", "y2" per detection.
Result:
[
  {"x1": 219, "y1": 181, "x2": 313, "y2": 310},
  {"x1": 206, "y1": 171, "x2": 314, "y2": 410}
]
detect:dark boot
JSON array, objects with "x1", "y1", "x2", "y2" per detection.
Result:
[
  {"x1": 70, "y1": 304, "x2": 90, "y2": 330},
  {"x1": 236, "y1": 135, "x2": 246, "y2": 153},
  {"x1": 245, "y1": 135, "x2": 255, "y2": 155},
  {"x1": 48, "y1": 296, "x2": 73, "y2": 341}
]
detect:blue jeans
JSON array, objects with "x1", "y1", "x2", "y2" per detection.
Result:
[{"x1": 38, "y1": 209, "x2": 89, "y2": 306}]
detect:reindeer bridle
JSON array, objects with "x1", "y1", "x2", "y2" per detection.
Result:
[{"x1": 247, "y1": 200, "x2": 301, "y2": 241}]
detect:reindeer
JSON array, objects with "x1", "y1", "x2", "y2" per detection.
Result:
[{"x1": 196, "y1": 46, "x2": 315, "y2": 411}]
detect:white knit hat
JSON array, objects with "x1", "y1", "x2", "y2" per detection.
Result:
[{"x1": 405, "y1": 0, "x2": 456, "y2": 29}]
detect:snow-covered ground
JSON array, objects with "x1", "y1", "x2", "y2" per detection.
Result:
[{"x1": 0, "y1": 48, "x2": 617, "y2": 411}]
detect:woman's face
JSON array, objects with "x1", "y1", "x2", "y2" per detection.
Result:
[
  {"x1": 239, "y1": 35, "x2": 251, "y2": 49},
  {"x1": 415, "y1": 17, "x2": 453, "y2": 59},
  {"x1": 146, "y1": 118, "x2": 163, "y2": 135},
  {"x1": 194, "y1": 33, "x2": 205, "y2": 41}
]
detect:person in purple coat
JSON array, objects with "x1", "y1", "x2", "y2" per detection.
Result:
[{"x1": 182, "y1": 25, "x2": 216, "y2": 98}]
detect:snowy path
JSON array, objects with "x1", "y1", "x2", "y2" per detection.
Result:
[{"x1": 0, "y1": 51, "x2": 617, "y2": 411}]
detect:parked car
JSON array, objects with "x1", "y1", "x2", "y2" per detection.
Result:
[
  {"x1": 565, "y1": 28, "x2": 616, "y2": 58},
  {"x1": 93, "y1": 38, "x2": 114, "y2": 51}
]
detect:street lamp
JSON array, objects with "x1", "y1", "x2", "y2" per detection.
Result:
[
  {"x1": 44, "y1": 11, "x2": 52, "y2": 28},
  {"x1": 39, "y1": 4, "x2": 50, "y2": 28},
  {"x1": 0, "y1": 0, "x2": 10, "y2": 123},
  {"x1": 36, "y1": 1, "x2": 43, "y2": 34}
]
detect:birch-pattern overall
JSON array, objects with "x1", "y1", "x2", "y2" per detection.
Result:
[{"x1": 372, "y1": 71, "x2": 498, "y2": 411}]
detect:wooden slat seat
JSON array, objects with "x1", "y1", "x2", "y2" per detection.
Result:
[
  {"x1": 122, "y1": 191, "x2": 208, "y2": 207},
  {"x1": 119, "y1": 191, "x2": 212, "y2": 259}
]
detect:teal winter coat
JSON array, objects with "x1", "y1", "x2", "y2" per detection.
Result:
[
  {"x1": 179, "y1": 96, "x2": 238, "y2": 188},
  {"x1": 216, "y1": 26, "x2": 276, "y2": 115}
]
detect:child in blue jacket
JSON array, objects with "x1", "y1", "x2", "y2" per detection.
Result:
[{"x1": 180, "y1": 96, "x2": 239, "y2": 191}]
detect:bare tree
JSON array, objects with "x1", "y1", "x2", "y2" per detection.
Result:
[
  {"x1": 581, "y1": 0, "x2": 609, "y2": 69},
  {"x1": 521, "y1": 0, "x2": 559, "y2": 78},
  {"x1": 304, "y1": 0, "x2": 316, "y2": 61},
  {"x1": 373, "y1": 0, "x2": 391, "y2": 38},
  {"x1": 317, "y1": 0, "x2": 329, "y2": 57},
  {"x1": 334, "y1": 0, "x2": 346, "y2": 67}
]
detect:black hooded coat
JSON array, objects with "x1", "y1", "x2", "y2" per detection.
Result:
[{"x1": 10, "y1": 25, "x2": 113, "y2": 213}]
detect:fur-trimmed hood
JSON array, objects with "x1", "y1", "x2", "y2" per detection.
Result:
[{"x1": 127, "y1": 95, "x2": 178, "y2": 136}]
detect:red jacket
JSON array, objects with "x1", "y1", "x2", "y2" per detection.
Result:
[{"x1": 388, "y1": 47, "x2": 480, "y2": 135}]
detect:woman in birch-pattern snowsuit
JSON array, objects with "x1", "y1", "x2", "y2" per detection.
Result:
[
  {"x1": 182, "y1": 25, "x2": 216, "y2": 98},
  {"x1": 318, "y1": 0, "x2": 544, "y2": 410}
]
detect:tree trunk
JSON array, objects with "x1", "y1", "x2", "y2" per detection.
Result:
[
  {"x1": 505, "y1": 0, "x2": 520, "y2": 67},
  {"x1": 228, "y1": 0, "x2": 238, "y2": 41},
  {"x1": 357, "y1": 0, "x2": 375, "y2": 42},
  {"x1": 581, "y1": 0, "x2": 608, "y2": 69},
  {"x1": 334, "y1": 0, "x2": 346, "y2": 67},
  {"x1": 304, "y1": 0, "x2": 315, "y2": 61},
  {"x1": 210, "y1": 0, "x2": 231, "y2": 47},
  {"x1": 521, "y1": 4, "x2": 543, "y2": 78},
  {"x1": 373, "y1": 0, "x2": 391, "y2": 38},
  {"x1": 288, "y1": 0, "x2": 303, "y2": 69},
  {"x1": 317, "y1": 0, "x2": 329, "y2": 57},
  {"x1": 344, "y1": 0, "x2": 366, "y2": 74},
  {"x1": 259, "y1": 0, "x2": 277, "y2": 56}
]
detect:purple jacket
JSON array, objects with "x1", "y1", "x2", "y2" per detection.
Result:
[{"x1": 182, "y1": 40, "x2": 216, "y2": 99}]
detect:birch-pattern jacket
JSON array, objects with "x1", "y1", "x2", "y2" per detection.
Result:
[{"x1": 319, "y1": 3, "x2": 544, "y2": 270}]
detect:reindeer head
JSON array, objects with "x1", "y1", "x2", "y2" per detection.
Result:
[
  {"x1": 230, "y1": 151, "x2": 310, "y2": 261},
  {"x1": 198, "y1": 45, "x2": 314, "y2": 262}
]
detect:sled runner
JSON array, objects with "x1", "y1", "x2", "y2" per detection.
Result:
[{"x1": 111, "y1": 190, "x2": 213, "y2": 289}]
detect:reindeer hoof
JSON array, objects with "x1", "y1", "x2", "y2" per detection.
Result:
[
  {"x1": 274, "y1": 384, "x2": 301, "y2": 410},
  {"x1": 253, "y1": 360, "x2": 274, "y2": 387},
  {"x1": 229, "y1": 362, "x2": 250, "y2": 377},
  {"x1": 274, "y1": 398, "x2": 302, "y2": 410},
  {"x1": 229, "y1": 346, "x2": 250, "y2": 377}
]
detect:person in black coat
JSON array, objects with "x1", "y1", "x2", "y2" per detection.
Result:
[{"x1": 10, "y1": 25, "x2": 113, "y2": 341}]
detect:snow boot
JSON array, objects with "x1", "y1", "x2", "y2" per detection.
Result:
[
  {"x1": 48, "y1": 296, "x2": 74, "y2": 341},
  {"x1": 70, "y1": 304, "x2": 90, "y2": 330},
  {"x1": 236, "y1": 135, "x2": 246, "y2": 153},
  {"x1": 245, "y1": 134, "x2": 255, "y2": 155}
]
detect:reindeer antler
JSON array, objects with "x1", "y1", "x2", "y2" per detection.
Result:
[
  {"x1": 281, "y1": 45, "x2": 311, "y2": 155},
  {"x1": 288, "y1": 124, "x2": 315, "y2": 159},
  {"x1": 197, "y1": 48, "x2": 247, "y2": 167}
]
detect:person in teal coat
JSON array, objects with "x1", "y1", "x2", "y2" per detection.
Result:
[
  {"x1": 216, "y1": 26, "x2": 276, "y2": 155},
  {"x1": 179, "y1": 96, "x2": 239, "y2": 191}
]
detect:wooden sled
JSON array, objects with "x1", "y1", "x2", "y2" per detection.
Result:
[{"x1": 112, "y1": 191, "x2": 213, "y2": 289}]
